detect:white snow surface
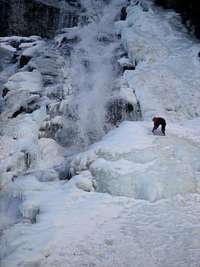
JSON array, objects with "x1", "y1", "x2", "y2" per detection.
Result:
[
  {"x1": 1, "y1": 0, "x2": 200, "y2": 266},
  {"x1": 1, "y1": 178, "x2": 200, "y2": 267}
]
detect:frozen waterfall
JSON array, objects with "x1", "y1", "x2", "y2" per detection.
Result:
[
  {"x1": 53, "y1": 0, "x2": 141, "y2": 151},
  {"x1": 1, "y1": 0, "x2": 200, "y2": 266}
]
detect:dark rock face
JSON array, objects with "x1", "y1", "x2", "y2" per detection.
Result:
[
  {"x1": 154, "y1": 0, "x2": 200, "y2": 39},
  {"x1": 0, "y1": 1, "x2": 9, "y2": 37},
  {"x1": 0, "y1": 0, "x2": 59, "y2": 37},
  {"x1": 0, "y1": 0, "x2": 81, "y2": 38}
]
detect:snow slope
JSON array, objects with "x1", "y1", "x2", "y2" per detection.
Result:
[
  {"x1": 1, "y1": 0, "x2": 200, "y2": 266},
  {"x1": 1, "y1": 180, "x2": 200, "y2": 267}
]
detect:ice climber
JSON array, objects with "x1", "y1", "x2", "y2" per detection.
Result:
[{"x1": 152, "y1": 117, "x2": 166, "y2": 135}]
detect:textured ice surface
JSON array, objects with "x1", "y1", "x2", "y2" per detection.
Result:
[
  {"x1": 4, "y1": 70, "x2": 43, "y2": 94},
  {"x1": 71, "y1": 121, "x2": 200, "y2": 201}
]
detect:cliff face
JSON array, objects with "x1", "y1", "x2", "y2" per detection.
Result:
[
  {"x1": 0, "y1": 0, "x2": 81, "y2": 38},
  {"x1": 155, "y1": 0, "x2": 200, "y2": 38}
]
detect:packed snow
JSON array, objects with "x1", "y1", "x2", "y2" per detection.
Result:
[{"x1": 1, "y1": 0, "x2": 200, "y2": 266}]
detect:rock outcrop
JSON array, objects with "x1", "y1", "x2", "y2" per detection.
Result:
[{"x1": 0, "y1": 0, "x2": 81, "y2": 38}]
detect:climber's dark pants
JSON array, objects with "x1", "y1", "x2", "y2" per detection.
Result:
[
  {"x1": 152, "y1": 122, "x2": 166, "y2": 135},
  {"x1": 161, "y1": 123, "x2": 166, "y2": 135}
]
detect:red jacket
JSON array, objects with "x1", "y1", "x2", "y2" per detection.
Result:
[{"x1": 152, "y1": 117, "x2": 166, "y2": 127}]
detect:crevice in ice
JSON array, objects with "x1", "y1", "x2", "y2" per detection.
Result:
[
  {"x1": 120, "y1": 6, "x2": 127, "y2": 21},
  {"x1": 10, "y1": 102, "x2": 40, "y2": 118},
  {"x1": 2, "y1": 88, "x2": 9, "y2": 98},
  {"x1": 11, "y1": 106, "x2": 31, "y2": 118},
  {"x1": 19, "y1": 55, "x2": 32, "y2": 68}
]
